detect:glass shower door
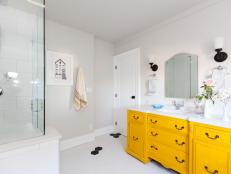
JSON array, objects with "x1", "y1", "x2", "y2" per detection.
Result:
[{"x1": 0, "y1": 0, "x2": 45, "y2": 144}]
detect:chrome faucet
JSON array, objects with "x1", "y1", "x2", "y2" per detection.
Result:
[{"x1": 172, "y1": 100, "x2": 184, "y2": 110}]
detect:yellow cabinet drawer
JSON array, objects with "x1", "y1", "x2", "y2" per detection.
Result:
[
  {"x1": 128, "y1": 124, "x2": 144, "y2": 158},
  {"x1": 148, "y1": 114, "x2": 188, "y2": 134},
  {"x1": 194, "y1": 141, "x2": 229, "y2": 174},
  {"x1": 128, "y1": 110, "x2": 145, "y2": 124},
  {"x1": 148, "y1": 142, "x2": 188, "y2": 174},
  {"x1": 194, "y1": 125, "x2": 231, "y2": 145},
  {"x1": 148, "y1": 127, "x2": 188, "y2": 153}
]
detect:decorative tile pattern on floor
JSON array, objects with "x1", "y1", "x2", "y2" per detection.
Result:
[
  {"x1": 91, "y1": 150, "x2": 99, "y2": 155},
  {"x1": 95, "y1": 146, "x2": 103, "y2": 151},
  {"x1": 91, "y1": 146, "x2": 103, "y2": 155},
  {"x1": 110, "y1": 133, "x2": 122, "y2": 138},
  {"x1": 61, "y1": 135, "x2": 176, "y2": 174}
]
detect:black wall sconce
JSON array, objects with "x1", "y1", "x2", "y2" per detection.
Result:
[
  {"x1": 149, "y1": 58, "x2": 158, "y2": 72},
  {"x1": 214, "y1": 37, "x2": 228, "y2": 62}
]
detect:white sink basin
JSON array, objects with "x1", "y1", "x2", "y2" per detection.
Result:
[{"x1": 158, "y1": 107, "x2": 189, "y2": 114}]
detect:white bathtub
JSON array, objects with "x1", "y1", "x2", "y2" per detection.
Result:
[{"x1": 0, "y1": 127, "x2": 61, "y2": 174}]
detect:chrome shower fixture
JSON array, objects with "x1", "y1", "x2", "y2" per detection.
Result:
[{"x1": 5, "y1": 72, "x2": 18, "y2": 80}]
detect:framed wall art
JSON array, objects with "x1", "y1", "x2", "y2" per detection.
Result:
[{"x1": 46, "y1": 51, "x2": 73, "y2": 86}]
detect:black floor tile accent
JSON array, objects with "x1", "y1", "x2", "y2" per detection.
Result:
[
  {"x1": 110, "y1": 133, "x2": 122, "y2": 138},
  {"x1": 91, "y1": 150, "x2": 99, "y2": 155},
  {"x1": 95, "y1": 146, "x2": 103, "y2": 151}
]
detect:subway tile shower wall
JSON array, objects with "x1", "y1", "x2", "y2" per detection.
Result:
[{"x1": 0, "y1": 5, "x2": 37, "y2": 129}]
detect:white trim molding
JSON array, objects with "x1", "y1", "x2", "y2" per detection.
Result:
[
  {"x1": 60, "y1": 133, "x2": 95, "y2": 151},
  {"x1": 94, "y1": 125, "x2": 115, "y2": 137},
  {"x1": 60, "y1": 125, "x2": 115, "y2": 151}
]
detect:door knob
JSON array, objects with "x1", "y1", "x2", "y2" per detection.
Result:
[{"x1": 131, "y1": 96, "x2": 136, "y2": 99}]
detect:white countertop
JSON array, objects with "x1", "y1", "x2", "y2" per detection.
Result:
[{"x1": 129, "y1": 105, "x2": 231, "y2": 129}]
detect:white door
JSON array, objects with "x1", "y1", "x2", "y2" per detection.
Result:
[{"x1": 114, "y1": 48, "x2": 140, "y2": 136}]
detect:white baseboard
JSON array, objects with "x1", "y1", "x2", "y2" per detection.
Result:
[
  {"x1": 60, "y1": 133, "x2": 95, "y2": 151},
  {"x1": 60, "y1": 125, "x2": 115, "y2": 151},
  {"x1": 94, "y1": 125, "x2": 115, "y2": 137}
]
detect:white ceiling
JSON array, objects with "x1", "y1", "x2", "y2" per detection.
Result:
[{"x1": 46, "y1": 0, "x2": 206, "y2": 42}]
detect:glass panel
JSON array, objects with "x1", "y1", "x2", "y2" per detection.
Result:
[
  {"x1": 0, "y1": 0, "x2": 45, "y2": 144},
  {"x1": 165, "y1": 53, "x2": 198, "y2": 99}
]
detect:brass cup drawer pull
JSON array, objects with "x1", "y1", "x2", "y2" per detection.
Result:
[
  {"x1": 150, "y1": 145, "x2": 158, "y2": 150},
  {"x1": 175, "y1": 140, "x2": 185, "y2": 146},
  {"x1": 175, "y1": 156, "x2": 185, "y2": 163},
  {"x1": 175, "y1": 125, "x2": 184, "y2": 131},
  {"x1": 150, "y1": 119, "x2": 158, "y2": 124},
  {"x1": 205, "y1": 133, "x2": 220, "y2": 140},
  {"x1": 204, "y1": 166, "x2": 219, "y2": 174},
  {"x1": 151, "y1": 132, "x2": 158, "y2": 137},
  {"x1": 133, "y1": 136, "x2": 139, "y2": 141},
  {"x1": 133, "y1": 116, "x2": 139, "y2": 120}
]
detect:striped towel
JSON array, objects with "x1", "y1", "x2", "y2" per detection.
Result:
[{"x1": 74, "y1": 68, "x2": 87, "y2": 110}]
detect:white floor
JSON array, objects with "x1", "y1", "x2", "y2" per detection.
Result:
[{"x1": 61, "y1": 134, "x2": 176, "y2": 174}]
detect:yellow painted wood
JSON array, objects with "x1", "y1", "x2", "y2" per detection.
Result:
[
  {"x1": 148, "y1": 142, "x2": 188, "y2": 174},
  {"x1": 148, "y1": 126, "x2": 188, "y2": 153},
  {"x1": 194, "y1": 124, "x2": 231, "y2": 145},
  {"x1": 127, "y1": 110, "x2": 149, "y2": 163},
  {"x1": 129, "y1": 124, "x2": 144, "y2": 157},
  {"x1": 189, "y1": 121, "x2": 194, "y2": 174},
  {"x1": 189, "y1": 122, "x2": 231, "y2": 174},
  {"x1": 148, "y1": 113, "x2": 188, "y2": 135},
  {"x1": 128, "y1": 110, "x2": 144, "y2": 124},
  {"x1": 127, "y1": 110, "x2": 231, "y2": 174},
  {"x1": 229, "y1": 154, "x2": 231, "y2": 174},
  {"x1": 193, "y1": 140, "x2": 228, "y2": 174}
]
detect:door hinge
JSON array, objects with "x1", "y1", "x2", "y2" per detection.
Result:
[
  {"x1": 115, "y1": 121, "x2": 118, "y2": 126},
  {"x1": 115, "y1": 65, "x2": 118, "y2": 70},
  {"x1": 115, "y1": 93, "x2": 118, "y2": 98}
]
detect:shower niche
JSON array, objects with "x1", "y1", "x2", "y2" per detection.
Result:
[{"x1": 0, "y1": 0, "x2": 45, "y2": 144}]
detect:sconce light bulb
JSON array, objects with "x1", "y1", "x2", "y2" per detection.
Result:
[{"x1": 214, "y1": 37, "x2": 224, "y2": 50}]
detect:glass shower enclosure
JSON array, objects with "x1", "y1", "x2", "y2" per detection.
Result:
[{"x1": 0, "y1": 0, "x2": 45, "y2": 144}]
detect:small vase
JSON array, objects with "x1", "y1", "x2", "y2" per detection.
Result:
[
  {"x1": 204, "y1": 100, "x2": 225, "y2": 119},
  {"x1": 194, "y1": 99, "x2": 204, "y2": 114},
  {"x1": 204, "y1": 100, "x2": 212, "y2": 119}
]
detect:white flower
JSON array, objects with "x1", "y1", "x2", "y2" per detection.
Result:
[{"x1": 214, "y1": 89, "x2": 231, "y2": 104}]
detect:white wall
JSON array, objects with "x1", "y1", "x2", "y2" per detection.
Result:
[
  {"x1": 115, "y1": 0, "x2": 231, "y2": 105},
  {"x1": 45, "y1": 21, "x2": 115, "y2": 140},
  {"x1": 45, "y1": 20, "x2": 95, "y2": 140},
  {"x1": 94, "y1": 38, "x2": 114, "y2": 129}
]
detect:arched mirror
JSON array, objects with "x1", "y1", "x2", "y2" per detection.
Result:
[{"x1": 165, "y1": 53, "x2": 198, "y2": 98}]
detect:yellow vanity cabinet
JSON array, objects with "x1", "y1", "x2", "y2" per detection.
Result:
[
  {"x1": 189, "y1": 122, "x2": 231, "y2": 174},
  {"x1": 127, "y1": 109, "x2": 231, "y2": 174},
  {"x1": 127, "y1": 110, "x2": 149, "y2": 163},
  {"x1": 148, "y1": 126, "x2": 188, "y2": 153},
  {"x1": 147, "y1": 113, "x2": 188, "y2": 134},
  {"x1": 147, "y1": 113, "x2": 189, "y2": 174}
]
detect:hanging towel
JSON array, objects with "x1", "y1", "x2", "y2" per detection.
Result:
[
  {"x1": 212, "y1": 68, "x2": 226, "y2": 90},
  {"x1": 147, "y1": 79, "x2": 156, "y2": 96},
  {"x1": 74, "y1": 68, "x2": 87, "y2": 110}
]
